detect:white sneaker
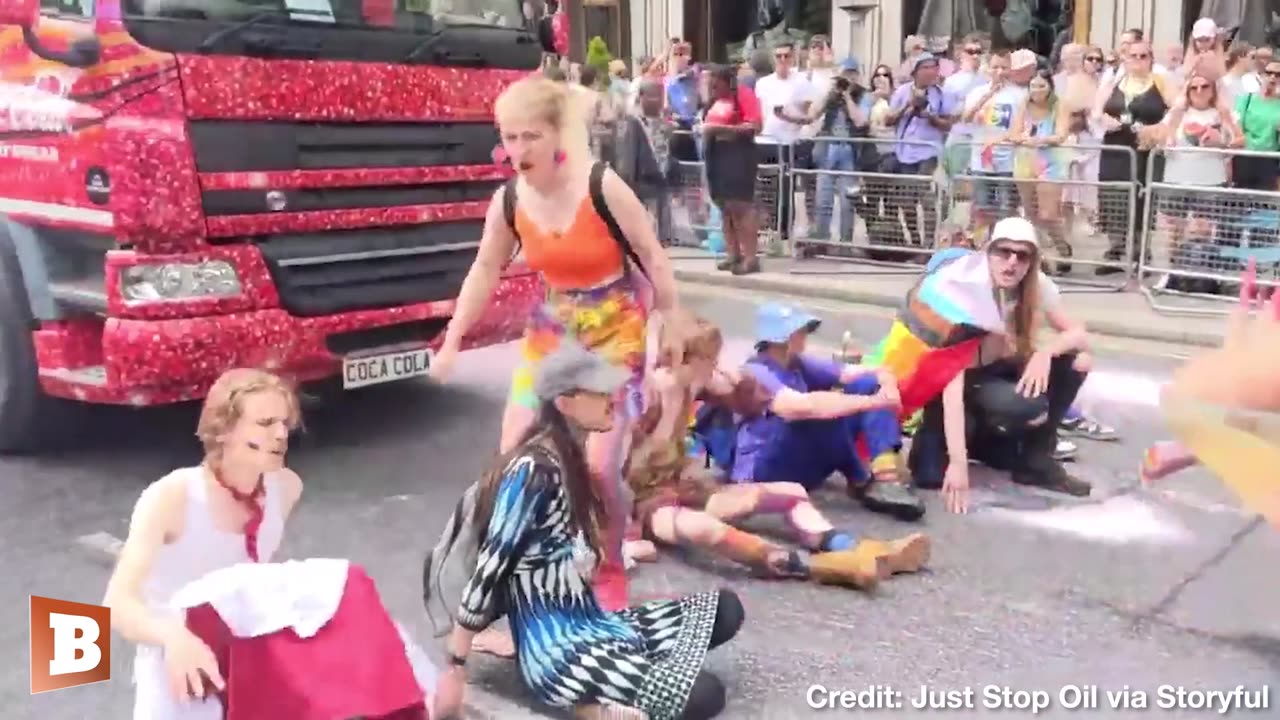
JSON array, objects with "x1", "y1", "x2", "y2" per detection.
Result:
[{"x1": 1053, "y1": 438, "x2": 1079, "y2": 461}]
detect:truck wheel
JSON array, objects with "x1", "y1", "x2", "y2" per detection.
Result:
[{"x1": 0, "y1": 226, "x2": 61, "y2": 454}]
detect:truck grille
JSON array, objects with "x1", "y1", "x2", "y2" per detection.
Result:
[
  {"x1": 189, "y1": 121, "x2": 505, "y2": 316},
  {"x1": 255, "y1": 220, "x2": 483, "y2": 317}
]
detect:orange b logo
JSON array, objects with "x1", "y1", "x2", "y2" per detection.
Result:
[{"x1": 30, "y1": 596, "x2": 111, "y2": 694}]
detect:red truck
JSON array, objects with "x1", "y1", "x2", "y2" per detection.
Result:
[{"x1": 0, "y1": 0, "x2": 542, "y2": 452}]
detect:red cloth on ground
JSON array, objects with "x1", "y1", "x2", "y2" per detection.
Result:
[{"x1": 185, "y1": 564, "x2": 427, "y2": 720}]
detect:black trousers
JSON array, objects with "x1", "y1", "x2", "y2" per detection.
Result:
[{"x1": 909, "y1": 353, "x2": 1087, "y2": 487}]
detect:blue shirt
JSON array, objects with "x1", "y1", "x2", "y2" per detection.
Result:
[
  {"x1": 731, "y1": 352, "x2": 843, "y2": 482},
  {"x1": 889, "y1": 83, "x2": 959, "y2": 164},
  {"x1": 665, "y1": 73, "x2": 699, "y2": 124}
]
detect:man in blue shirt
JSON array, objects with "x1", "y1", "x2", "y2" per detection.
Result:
[
  {"x1": 733, "y1": 303, "x2": 926, "y2": 521},
  {"x1": 807, "y1": 57, "x2": 872, "y2": 243}
]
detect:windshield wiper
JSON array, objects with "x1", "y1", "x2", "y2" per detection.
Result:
[
  {"x1": 196, "y1": 8, "x2": 333, "y2": 53},
  {"x1": 403, "y1": 22, "x2": 516, "y2": 64}
]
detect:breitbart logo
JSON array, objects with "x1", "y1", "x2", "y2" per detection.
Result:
[{"x1": 30, "y1": 595, "x2": 111, "y2": 694}]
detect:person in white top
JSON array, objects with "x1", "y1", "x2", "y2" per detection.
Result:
[
  {"x1": 942, "y1": 36, "x2": 987, "y2": 183},
  {"x1": 754, "y1": 41, "x2": 817, "y2": 238},
  {"x1": 1221, "y1": 41, "x2": 1262, "y2": 109},
  {"x1": 1156, "y1": 70, "x2": 1243, "y2": 292},
  {"x1": 103, "y1": 368, "x2": 304, "y2": 716}
]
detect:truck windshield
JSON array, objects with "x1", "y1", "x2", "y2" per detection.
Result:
[{"x1": 121, "y1": 0, "x2": 537, "y2": 67}]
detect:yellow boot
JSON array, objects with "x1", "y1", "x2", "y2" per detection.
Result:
[
  {"x1": 860, "y1": 533, "x2": 932, "y2": 575},
  {"x1": 807, "y1": 544, "x2": 889, "y2": 590}
]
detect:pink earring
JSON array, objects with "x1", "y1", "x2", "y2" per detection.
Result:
[{"x1": 554, "y1": 149, "x2": 566, "y2": 165}]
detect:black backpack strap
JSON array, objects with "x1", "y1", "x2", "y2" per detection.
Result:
[
  {"x1": 501, "y1": 176, "x2": 522, "y2": 265},
  {"x1": 588, "y1": 161, "x2": 649, "y2": 279}
]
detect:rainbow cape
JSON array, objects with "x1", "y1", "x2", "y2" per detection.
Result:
[{"x1": 864, "y1": 249, "x2": 1008, "y2": 419}]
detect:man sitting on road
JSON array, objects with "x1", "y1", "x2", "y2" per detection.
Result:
[{"x1": 728, "y1": 302, "x2": 927, "y2": 521}]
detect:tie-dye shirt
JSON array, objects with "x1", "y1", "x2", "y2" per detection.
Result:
[{"x1": 966, "y1": 83, "x2": 1029, "y2": 174}]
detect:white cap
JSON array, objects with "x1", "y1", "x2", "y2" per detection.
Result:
[
  {"x1": 1192, "y1": 18, "x2": 1218, "y2": 39},
  {"x1": 991, "y1": 216, "x2": 1039, "y2": 247},
  {"x1": 1010, "y1": 49, "x2": 1038, "y2": 70}
]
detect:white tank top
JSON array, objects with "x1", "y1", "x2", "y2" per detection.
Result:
[{"x1": 140, "y1": 466, "x2": 286, "y2": 618}]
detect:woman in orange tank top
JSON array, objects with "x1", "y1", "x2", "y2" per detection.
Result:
[{"x1": 430, "y1": 76, "x2": 687, "y2": 617}]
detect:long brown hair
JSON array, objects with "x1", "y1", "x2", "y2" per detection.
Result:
[
  {"x1": 472, "y1": 401, "x2": 608, "y2": 561},
  {"x1": 1007, "y1": 250, "x2": 1042, "y2": 359}
]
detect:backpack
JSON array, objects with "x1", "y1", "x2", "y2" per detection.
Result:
[
  {"x1": 691, "y1": 403, "x2": 738, "y2": 472},
  {"x1": 503, "y1": 161, "x2": 650, "y2": 281},
  {"x1": 421, "y1": 481, "x2": 482, "y2": 637}
]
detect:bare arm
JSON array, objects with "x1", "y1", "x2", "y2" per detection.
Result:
[
  {"x1": 600, "y1": 169, "x2": 679, "y2": 314},
  {"x1": 1009, "y1": 103, "x2": 1029, "y2": 142},
  {"x1": 838, "y1": 363, "x2": 895, "y2": 388},
  {"x1": 276, "y1": 467, "x2": 304, "y2": 519},
  {"x1": 102, "y1": 477, "x2": 189, "y2": 647},
  {"x1": 1042, "y1": 306, "x2": 1089, "y2": 356},
  {"x1": 770, "y1": 386, "x2": 882, "y2": 421},
  {"x1": 941, "y1": 373, "x2": 968, "y2": 466},
  {"x1": 440, "y1": 190, "x2": 520, "y2": 349}
]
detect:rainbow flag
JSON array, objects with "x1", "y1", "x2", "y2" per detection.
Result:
[{"x1": 864, "y1": 250, "x2": 1007, "y2": 420}]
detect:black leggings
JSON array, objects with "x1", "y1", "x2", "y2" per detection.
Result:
[{"x1": 678, "y1": 589, "x2": 743, "y2": 720}]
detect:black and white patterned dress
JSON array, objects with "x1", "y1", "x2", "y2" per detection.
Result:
[{"x1": 456, "y1": 445, "x2": 723, "y2": 718}]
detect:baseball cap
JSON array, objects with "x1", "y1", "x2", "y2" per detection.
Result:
[
  {"x1": 912, "y1": 52, "x2": 938, "y2": 72},
  {"x1": 756, "y1": 303, "x2": 821, "y2": 345},
  {"x1": 990, "y1": 216, "x2": 1040, "y2": 248},
  {"x1": 1011, "y1": 49, "x2": 1038, "y2": 70},
  {"x1": 1192, "y1": 18, "x2": 1218, "y2": 39},
  {"x1": 533, "y1": 341, "x2": 630, "y2": 401},
  {"x1": 840, "y1": 57, "x2": 861, "y2": 73}
]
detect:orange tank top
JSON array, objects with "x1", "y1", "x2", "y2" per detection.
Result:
[{"x1": 514, "y1": 197, "x2": 624, "y2": 289}]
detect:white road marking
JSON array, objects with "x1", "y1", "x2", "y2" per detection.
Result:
[
  {"x1": 76, "y1": 531, "x2": 123, "y2": 559},
  {"x1": 983, "y1": 496, "x2": 1195, "y2": 545}
]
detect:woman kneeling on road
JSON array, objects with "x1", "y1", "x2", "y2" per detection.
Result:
[
  {"x1": 104, "y1": 369, "x2": 304, "y2": 715},
  {"x1": 907, "y1": 217, "x2": 1094, "y2": 513},
  {"x1": 431, "y1": 342, "x2": 742, "y2": 720}
]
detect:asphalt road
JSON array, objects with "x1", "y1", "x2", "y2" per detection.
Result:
[{"x1": 5, "y1": 284, "x2": 1278, "y2": 720}]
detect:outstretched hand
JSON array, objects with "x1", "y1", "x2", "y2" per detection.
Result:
[{"x1": 1168, "y1": 260, "x2": 1280, "y2": 412}]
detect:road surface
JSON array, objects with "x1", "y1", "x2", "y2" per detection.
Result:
[{"x1": 4, "y1": 284, "x2": 1277, "y2": 719}]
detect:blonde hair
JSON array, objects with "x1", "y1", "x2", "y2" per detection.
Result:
[
  {"x1": 495, "y1": 75, "x2": 591, "y2": 168},
  {"x1": 651, "y1": 309, "x2": 724, "y2": 368},
  {"x1": 196, "y1": 368, "x2": 301, "y2": 460}
]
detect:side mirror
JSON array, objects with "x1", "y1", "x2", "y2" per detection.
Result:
[{"x1": 0, "y1": 0, "x2": 36, "y2": 27}]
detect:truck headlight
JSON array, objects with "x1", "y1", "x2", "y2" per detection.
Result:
[{"x1": 119, "y1": 261, "x2": 242, "y2": 303}]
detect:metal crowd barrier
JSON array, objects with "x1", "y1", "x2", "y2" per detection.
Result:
[
  {"x1": 1137, "y1": 146, "x2": 1280, "y2": 316},
  {"x1": 664, "y1": 129, "x2": 786, "y2": 258},
  {"x1": 787, "y1": 137, "x2": 946, "y2": 275},
  {"x1": 945, "y1": 141, "x2": 1139, "y2": 291}
]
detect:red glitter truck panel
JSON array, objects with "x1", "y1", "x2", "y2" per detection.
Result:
[{"x1": 0, "y1": 1, "x2": 541, "y2": 451}]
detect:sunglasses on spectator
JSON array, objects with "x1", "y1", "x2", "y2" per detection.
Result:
[
  {"x1": 963, "y1": 46, "x2": 982, "y2": 54},
  {"x1": 1130, "y1": 52, "x2": 1150, "y2": 60},
  {"x1": 1189, "y1": 82, "x2": 1212, "y2": 91},
  {"x1": 989, "y1": 244, "x2": 1034, "y2": 263},
  {"x1": 775, "y1": 51, "x2": 792, "y2": 59},
  {"x1": 1085, "y1": 55, "x2": 1103, "y2": 62},
  {"x1": 1266, "y1": 68, "x2": 1280, "y2": 77}
]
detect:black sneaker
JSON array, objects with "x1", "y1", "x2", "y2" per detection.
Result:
[
  {"x1": 853, "y1": 480, "x2": 927, "y2": 521},
  {"x1": 1012, "y1": 462, "x2": 1092, "y2": 497},
  {"x1": 716, "y1": 256, "x2": 738, "y2": 271}
]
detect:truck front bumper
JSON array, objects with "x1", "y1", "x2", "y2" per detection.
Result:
[{"x1": 35, "y1": 273, "x2": 542, "y2": 405}]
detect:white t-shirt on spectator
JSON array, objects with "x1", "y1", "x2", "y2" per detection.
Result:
[
  {"x1": 944, "y1": 69, "x2": 986, "y2": 140},
  {"x1": 976, "y1": 273, "x2": 1063, "y2": 365},
  {"x1": 1163, "y1": 106, "x2": 1230, "y2": 186},
  {"x1": 755, "y1": 72, "x2": 818, "y2": 145},
  {"x1": 802, "y1": 66, "x2": 836, "y2": 138},
  {"x1": 966, "y1": 83, "x2": 1029, "y2": 173}
]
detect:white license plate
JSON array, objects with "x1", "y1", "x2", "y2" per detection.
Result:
[{"x1": 342, "y1": 348, "x2": 431, "y2": 390}]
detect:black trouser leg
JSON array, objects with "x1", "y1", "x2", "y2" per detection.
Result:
[{"x1": 1015, "y1": 353, "x2": 1086, "y2": 472}]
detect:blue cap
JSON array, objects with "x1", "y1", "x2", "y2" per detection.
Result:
[
  {"x1": 756, "y1": 303, "x2": 821, "y2": 345},
  {"x1": 840, "y1": 57, "x2": 861, "y2": 72},
  {"x1": 912, "y1": 52, "x2": 938, "y2": 72}
]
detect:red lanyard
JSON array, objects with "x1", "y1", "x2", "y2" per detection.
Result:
[{"x1": 212, "y1": 467, "x2": 265, "y2": 563}]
